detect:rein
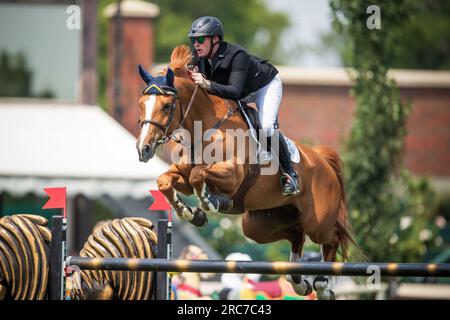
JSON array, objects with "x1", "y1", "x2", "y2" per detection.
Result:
[{"x1": 178, "y1": 85, "x2": 198, "y2": 129}]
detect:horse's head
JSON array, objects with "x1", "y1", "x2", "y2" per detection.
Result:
[
  {"x1": 137, "y1": 45, "x2": 197, "y2": 162},
  {"x1": 136, "y1": 65, "x2": 178, "y2": 162}
]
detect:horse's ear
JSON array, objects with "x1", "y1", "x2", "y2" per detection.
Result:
[
  {"x1": 166, "y1": 67, "x2": 174, "y2": 87},
  {"x1": 138, "y1": 64, "x2": 153, "y2": 84}
]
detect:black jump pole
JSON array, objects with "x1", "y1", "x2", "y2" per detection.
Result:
[{"x1": 65, "y1": 258, "x2": 450, "y2": 278}]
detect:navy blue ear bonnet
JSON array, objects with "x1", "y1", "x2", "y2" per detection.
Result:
[{"x1": 138, "y1": 64, "x2": 177, "y2": 95}]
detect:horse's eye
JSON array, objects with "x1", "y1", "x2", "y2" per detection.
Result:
[
  {"x1": 162, "y1": 103, "x2": 172, "y2": 112},
  {"x1": 137, "y1": 119, "x2": 141, "y2": 125}
]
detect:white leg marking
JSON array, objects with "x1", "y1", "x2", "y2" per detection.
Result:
[
  {"x1": 315, "y1": 245, "x2": 334, "y2": 300},
  {"x1": 286, "y1": 251, "x2": 310, "y2": 296},
  {"x1": 173, "y1": 189, "x2": 193, "y2": 221},
  {"x1": 289, "y1": 252, "x2": 300, "y2": 262}
]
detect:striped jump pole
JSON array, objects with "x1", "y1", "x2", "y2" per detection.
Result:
[{"x1": 65, "y1": 258, "x2": 450, "y2": 278}]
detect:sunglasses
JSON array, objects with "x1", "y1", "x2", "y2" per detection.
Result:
[{"x1": 190, "y1": 36, "x2": 207, "y2": 45}]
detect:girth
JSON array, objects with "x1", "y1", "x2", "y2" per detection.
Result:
[{"x1": 221, "y1": 163, "x2": 261, "y2": 214}]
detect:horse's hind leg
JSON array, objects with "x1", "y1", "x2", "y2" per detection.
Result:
[
  {"x1": 313, "y1": 230, "x2": 340, "y2": 300},
  {"x1": 286, "y1": 235, "x2": 313, "y2": 297},
  {"x1": 242, "y1": 207, "x2": 313, "y2": 296}
]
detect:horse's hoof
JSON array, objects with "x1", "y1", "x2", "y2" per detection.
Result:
[
  {"x1": 329, "y1": 290, "x2": 336, "y2": 300},
  {"x1": 218, "y1": 288, "x2": 240, "y2": 300},
  {"x1": 287, "y1": 276, "x2": 312, "y2": 296},
  {"x1": 304, "y1": 279, "x2": 313, "y2": 296},
  {"x1": 314, "y1": 276, "x2": 334, "y2": 300},
  {"x1": 313, "y1": 276, "x2": 329, "y2": 291},
  {"x1": 189, "y1": 208, "x2": 208, "y2": 227},
  {"x1": 291, "y1": 274, "x2": 302, "y2": 284},
  {"x1": 316, "y1": 289, "x2": 335, "y2": 300}
]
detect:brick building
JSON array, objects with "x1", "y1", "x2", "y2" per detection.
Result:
[
  {"x1": 278, "y1": 67, "x2": 450, "y2": 186},
  {"x1": 104, "y1": 0, "x2": 159, "y2": 138}
]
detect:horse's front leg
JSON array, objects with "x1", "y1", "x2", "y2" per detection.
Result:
[
  {"x1": 157, "y1": 164, "x2": 208, "y2": 226},
  {"x1": 189, "y1": 162, "x2": 244, "y2": 213}
]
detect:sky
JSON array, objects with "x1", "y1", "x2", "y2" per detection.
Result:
[{"x1": 266, "y1": 0, "x2": 341, "y2": 67}]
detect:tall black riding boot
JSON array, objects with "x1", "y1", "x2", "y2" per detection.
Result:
[
  {"x1": 278, "y1": 134, "x2": 300, "y2": 196},
  {"x1": 259, "y1": 135, "x2": 273, "y2": 164}
]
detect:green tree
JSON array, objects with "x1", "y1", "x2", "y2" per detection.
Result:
[
  {"x1": 0, "y1": 51, "x2": 32, "y2": 97},
  {"x1": 389, "y1": 0, "x2": 450, "y2": 70},
  {"x1": 151, "y1": 0, "x2": 290, "y2": 63},
  {"x1": 0, "y1": 50, "x2": 54, "y2": 98},
  {"x1": 196, "y1": 213, "x2": 317, "y2": 262},
  {"x1": 325, "y1": 0, "x2": 450, "y2": 70},
  {"x1": 330, "y1": 0, "x2": 439, "y2": 262},
  {"x1": 98, "y1": 0, "x2": 114, "y2": 108}
]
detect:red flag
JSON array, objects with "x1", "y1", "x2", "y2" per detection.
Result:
[
  {"x1": 148, "y1": 190, "x2": 171, "y2": 211},
  {"x1": 43, "y1": 187, "x2": 67, "y2": 218}
]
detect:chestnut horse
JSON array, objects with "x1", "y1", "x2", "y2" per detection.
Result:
[{"x1": 136, "y1": 45, "x2": 355, "y2": 299}]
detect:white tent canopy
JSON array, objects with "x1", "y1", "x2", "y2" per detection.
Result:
[{"x1": 0, "y1": 101, "x2": 168, "y2": 199}]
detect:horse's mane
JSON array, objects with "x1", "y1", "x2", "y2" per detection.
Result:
[
  {"x1": 72, "y1": 218, "x2": 157, "y2": 300},
  {"x1": 169, "y1": 45, "x2": 193, "y2": 78}
]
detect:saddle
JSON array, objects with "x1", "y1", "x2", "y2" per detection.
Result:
[{"x1": 239, "y1": 101, "x2": 262, "y2": 134}]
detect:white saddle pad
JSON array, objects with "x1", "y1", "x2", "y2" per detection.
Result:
[{"x1": 284, "y1": 136, "x2": 301, "y2": 164}]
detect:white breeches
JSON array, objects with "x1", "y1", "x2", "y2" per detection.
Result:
[{"x1": 253, "y1": 74, "x2": 283, "y2": 136}]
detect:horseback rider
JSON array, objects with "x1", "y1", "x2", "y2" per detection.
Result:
[{"x1": 187, "y1": 16, "x2": 300, "y2": 196}]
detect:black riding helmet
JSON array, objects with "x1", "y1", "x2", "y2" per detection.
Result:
[{"x1": 188, "y1": 16, "x2": 224, "y2": 40}]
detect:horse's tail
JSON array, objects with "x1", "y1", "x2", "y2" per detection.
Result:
[{"x1": 313, "y1": 146, "x2": 361, "y2": 262}]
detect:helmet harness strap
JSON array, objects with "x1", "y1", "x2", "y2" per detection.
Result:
[{"x1": 206, "y1": 37, "x2": 221, "y2": 60}]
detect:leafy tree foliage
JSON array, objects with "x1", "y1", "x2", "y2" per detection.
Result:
[
  {"x1": 150, "y1": 0, "x2": 290, "y2": 63},
  {"x1": 326, "y1": 0, "x2": 450, "y2": 70},
  {"x1": 330, "y1": 0, "x2": 440, "y2": 262},
  {"x1": 0, "y1": 51, "x2": 53, "y2": 98}
]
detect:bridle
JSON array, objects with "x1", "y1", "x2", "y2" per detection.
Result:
[{"x1": 140, "y1": 82, "x2": 199, "y2": 146}]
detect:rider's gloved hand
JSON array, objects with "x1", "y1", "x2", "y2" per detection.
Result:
[{"x1": 190, "y1": 72, "x2": 211, "y2": 90}]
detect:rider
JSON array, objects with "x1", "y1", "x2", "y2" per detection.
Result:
[{"x1": 187, "y1": 16, "x2": 300, "y2": 196}]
